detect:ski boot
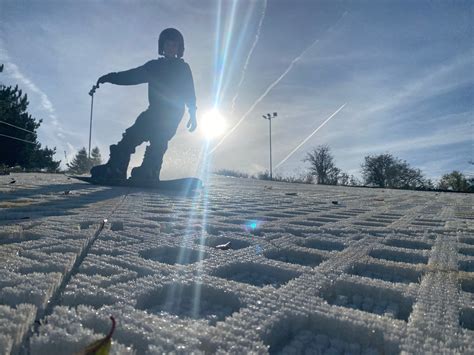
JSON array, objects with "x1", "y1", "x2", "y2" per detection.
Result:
[{"x1": 90, "y1": 144, "x2": 131, "y2": 183}]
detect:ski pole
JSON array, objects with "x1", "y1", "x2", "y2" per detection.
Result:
[{"x1": 88, "y1": 84, "x2": 99, "y2": 158}]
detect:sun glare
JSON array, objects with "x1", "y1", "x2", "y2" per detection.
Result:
[{"x1": 200, "y1": 109, "x2": 226, "y2": 139}]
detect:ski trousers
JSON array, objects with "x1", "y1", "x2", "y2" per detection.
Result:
[{"x1": 114, "y1": 105, "x2": 184, "y2": 172}]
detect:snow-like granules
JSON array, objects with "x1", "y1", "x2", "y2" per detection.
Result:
[{"x1": 0, "y1": 173, "x2": 473, "y2": 353}]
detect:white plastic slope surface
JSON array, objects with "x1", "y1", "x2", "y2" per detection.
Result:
[{"x1": 0, "y1": 173, "x2": 472, "y2": 354}]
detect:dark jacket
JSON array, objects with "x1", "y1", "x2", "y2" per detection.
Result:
[{"x1": 106, "y1": 57, "x2": 196, "y2": 113}]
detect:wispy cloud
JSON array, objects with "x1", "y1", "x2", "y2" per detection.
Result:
[
  {"x1": 356, "y1": 53, "x2": 473, "y2": 118},
  {"x1": 347, "y1": 120, "x2": 471, "y2": 156},
  {"x1": 0, "y1": 44, "x2": 59, "y2": 126}
]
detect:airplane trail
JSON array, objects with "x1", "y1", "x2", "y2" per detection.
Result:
[
  {"x1": 209, "y1": 11, "x2": 348, "y2": 155},
  {"x1": 230, "y1": 0, "x2": 267, "y2": 113},
  {"x1": 274, "y1": 103, "x2": 347, "y2": 169}
]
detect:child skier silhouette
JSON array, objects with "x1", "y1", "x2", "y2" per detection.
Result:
[{"x1": 90, "y1": 28, "x2": 197, "y2": 182}]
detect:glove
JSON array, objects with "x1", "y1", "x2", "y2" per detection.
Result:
[
  {"x1": 96, "y1": 73, "x2": 114, "y2": 86},
  {"x1": 187, "y1": 114, "x2": 197, "y2": 132}
]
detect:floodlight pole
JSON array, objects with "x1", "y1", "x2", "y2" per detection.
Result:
[{"x1": 262, "y1": 112, "x2": 278, "y2": 180}]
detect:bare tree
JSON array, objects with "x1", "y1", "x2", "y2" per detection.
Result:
[
  {"x1": 361, "y1": 154, "x2": 395, "y2": 188},
  {"x1": 305, "y1": 145, "x2": 340, "y2": 185},
  {"x1": 339, "y1": 172, "x2": 350, "y2": 186},
  {"x1": 349, "y1": 175, "x2": 360, "y2": 186}
]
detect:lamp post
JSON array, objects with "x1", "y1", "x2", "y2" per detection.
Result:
[{"x1": 262, "y1": 112, "x2": 277, "y2": 180}]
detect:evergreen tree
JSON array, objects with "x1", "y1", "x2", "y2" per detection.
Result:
[
  {"x1": 31, "y1": 146, "x2": 60, "y2": 172},
  {"x1": 67, "y1": 148, "x2": 91, "y2": 174},
  {"x1": 0, "y1": 74, "x2": 60, "y2": 171},
  {"x1": 67, "y1": 147, "x2": 101, "y2": 174},
  {"x1": 90, "y1": 146, "x2": 102, "y2": 166}
]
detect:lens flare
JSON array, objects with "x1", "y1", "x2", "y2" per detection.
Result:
[
  {"x1": 245, "y1": 220, "x2": 262, "y2": 232},
  {"x1": 201, "y1": 109, "x2": 227, "y2": 139}
]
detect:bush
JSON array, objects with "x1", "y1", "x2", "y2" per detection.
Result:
[{"x1": 214, "y1": 169, "x2": 249, "y2": 178}]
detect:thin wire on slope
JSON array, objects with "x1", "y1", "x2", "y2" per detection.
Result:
[
  {"x1": 0, "y1": 133, "x2": 36, "y2": 145},
  {"x1": 0, "y1": 119, "x2": 37, "y2": 134}
]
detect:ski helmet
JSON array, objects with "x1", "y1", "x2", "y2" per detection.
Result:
[{"x1": 158, "y1": 28, "x2": 184, "y2": 58}]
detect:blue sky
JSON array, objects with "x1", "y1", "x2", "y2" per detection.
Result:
[{"x1": 0, "y1": 0, "x2": 472, "y2": 180}]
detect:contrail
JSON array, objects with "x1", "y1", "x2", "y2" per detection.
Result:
[
  {"x1": 209, "y1": 11, "x2": 348, "y2": 155},
  {"x1": 275, "y1": 103, "x2": 347, "y2": 169},
  {"x1": 210, "y1": 34, "x2": 319, "y2": 154},
  {"x1": 230, "y1": 0, "x2": 267, "y2": 113}
]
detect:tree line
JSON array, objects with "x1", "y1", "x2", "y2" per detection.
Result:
[
  {"x1": 304, "y1": 145, "x2": 471, "y2": 192},
  {"x1": 216, "y1": 145, "x2": 472, "y2": 193},
  {"x1": 304, "y1": 145, "x2": 474, "y2": 192}
]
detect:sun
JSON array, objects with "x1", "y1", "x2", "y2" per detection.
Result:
[{"x1": 200, "y1": 109, "x2": 226, "y2": 139}]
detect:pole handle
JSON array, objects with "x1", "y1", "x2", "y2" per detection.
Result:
[{"x1": 89, "y1": 84, "x2": 99, "y2": 96}]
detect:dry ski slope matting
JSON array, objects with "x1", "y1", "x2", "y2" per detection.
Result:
[{"x1": 0, "y1": 173, "x2": 473, "y2": 354}]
